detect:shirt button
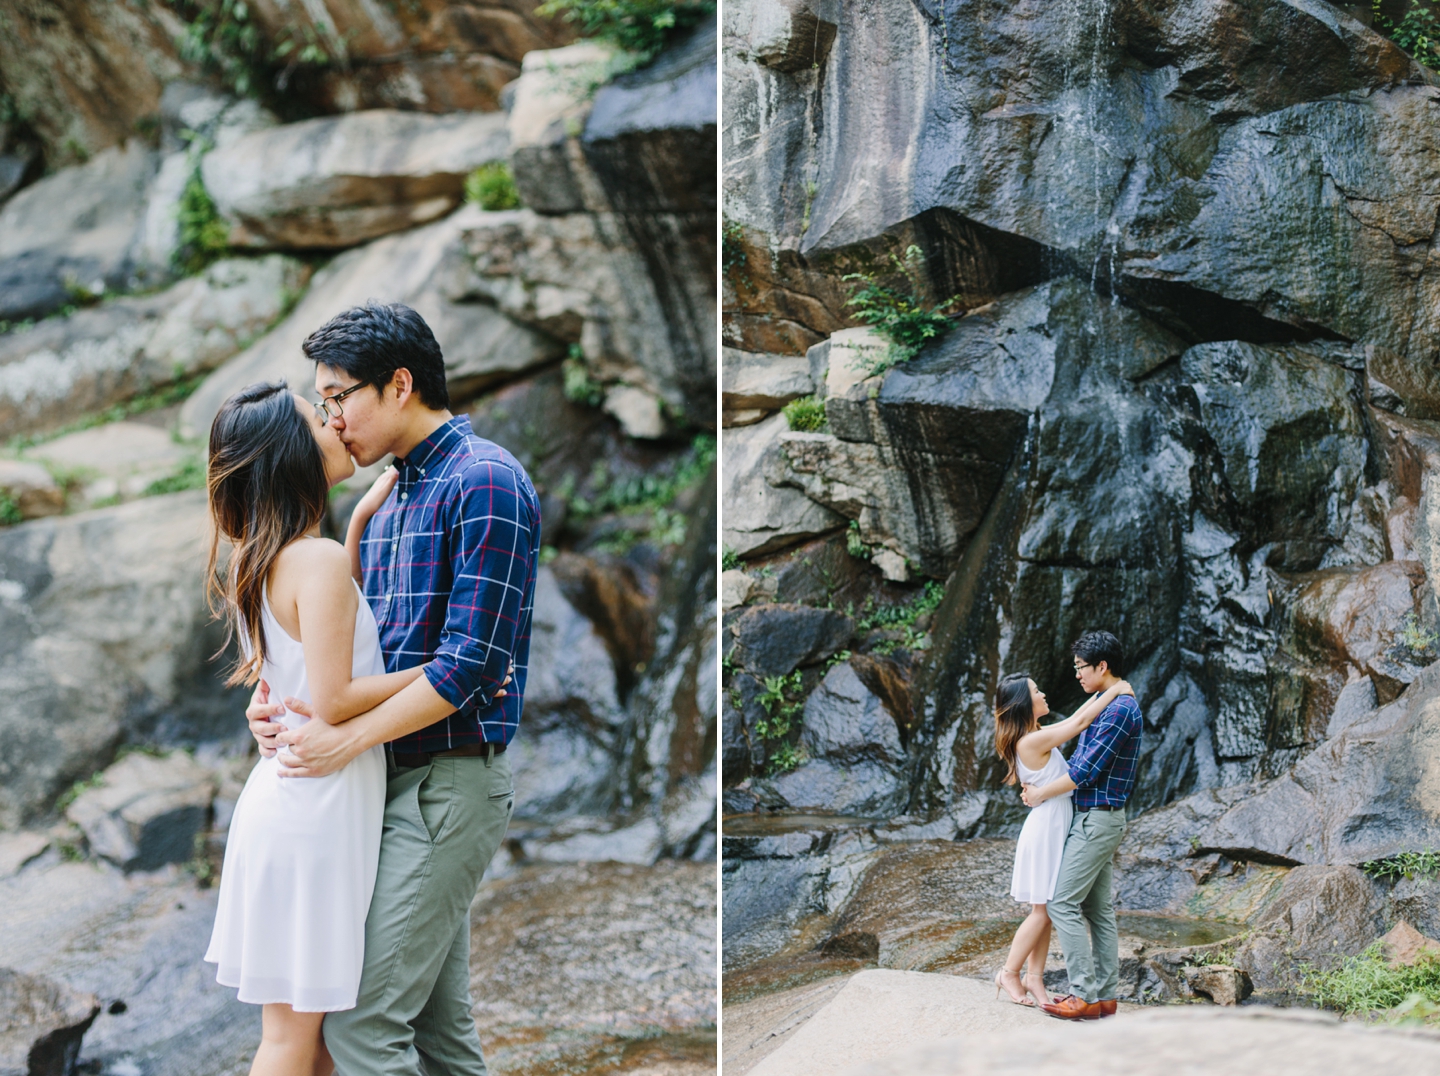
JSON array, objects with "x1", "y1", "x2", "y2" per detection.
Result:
[{"x1": 400, "y1": 492, "x2": 407, "y2": 502}]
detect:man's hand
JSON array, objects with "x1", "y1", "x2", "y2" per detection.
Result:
[
  {"x1": 1021, "y1": 783, "x2": 1040, "y2": 808},
  {"x1": 246, "y1": 679, "x2": 287, "y2": 758},
  {"x1": 276, "y1": 698, "x2": 365, "y2": 778}
]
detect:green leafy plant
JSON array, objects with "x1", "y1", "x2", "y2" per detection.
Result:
[
  {"x1": 535, "y1": 0, "x2": 716, "y2": 64},
  {"x1": 0, "y1": 491, "x2": 21, "y2": 526},
  {"x1": 1397, "y1": 613, "x2": 1440, "y2": 658},
  {"x1": 768, "y1": 742, "x2": 803, "y2": 774},
  {"x1": 722, "y1": 546, "x2": 742, "y2": 572},
  {"x1": 782, "y1": 395, "x2": 828, "y2": 432},
  {"x1": 563, "y1": 346, "x2": 605, "y2": 408},
  {"x1": 846, "y1": 519, "x2": 869, "y2": 559},
  {"x1": 1299, "y1": 943, "x2": 1440, "y2": 1015},
  {"x1": 568, "y1": 433, "x2": 715, "y2": 519},
  {"x1": 1373, "y1": 0, "x2": 1440, "y2": 69},
  {"x1": 145, "y1": 458, "x2": 207, "y2": 496},
  {"x1": 1360, "y1": 850, "x2": 1440, "y2": 881},
  {"x1": 722, "y1": 218, "x2": 752, "y2": 289},
  {"x1": 842, "y1": 245, "x2": 961, "y2": 376},
  {"x1": 173, "y1": 0, "x2": 268, "y2": 98},
  {"x1": 465, "y1": 162, "x2": 521, "y2": 211},
  {"x1": 174, "y1": 167, "x2": 230, "y2": 276}
]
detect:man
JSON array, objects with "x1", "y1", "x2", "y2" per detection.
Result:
[
  {"x1": 245, "y1": 301, "x2": 540, "y2": 1075},
  {"x1": 1020, "y1": 630, "x2": 1141, "y2": 1020}
]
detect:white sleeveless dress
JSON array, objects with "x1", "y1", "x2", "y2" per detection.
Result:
[
  {"x1": 1010, "y1": 746, "x2": 1075, "y2": 905},
  {"x1": 204, "y1": 585, "x2": 387, "y2": 1012}
]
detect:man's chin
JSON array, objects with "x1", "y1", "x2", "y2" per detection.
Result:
[{"x1": 347, "y1": 447, "x2": 383, "y2": 468}]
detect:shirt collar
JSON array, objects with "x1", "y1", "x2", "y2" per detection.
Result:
[{"x1": 396, "y1": 416, "x2": 468, "y2": 474}]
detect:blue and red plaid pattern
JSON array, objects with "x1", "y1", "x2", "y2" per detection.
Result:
[
  {"x1": 1067, "y1": 693, "x2": 1142, "y2": 810},
  {"x1": 358, "y1": 416, "x2": 540, "y2": 751}
]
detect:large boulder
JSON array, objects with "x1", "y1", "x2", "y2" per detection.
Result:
[
  {"x1": 0, "y1": 254, "x2": 308, "y2": 439},
  {"x1": 0, "y1": 966, "x2": 100, "y2": 1076},
  {"x1": 508, "y1": 567, "x2": 626, "y2": 818},
  {"x1": 776, "y1": 279, "x2": 1182, "y2": 577},
  {"x1": 0, "y1": 1, "x2": 190, "y2": 165},
  {"x1": 202, "y1": 110, "x2": 509, "y2": 249},
  {"x1": 0, "y1": 492, "x2": 247, "y2": 827},
  {"x1": 64, "y1": 751, "x2": 216, "y2": 871},
  {"x1": 728, "y1": 603, "x2": 853, "y2": 677},
  {"x1": 723, "y1": 413, "x2": 843, "y2": 556},
  {"x1": 1151, "y1": 661, "x2": 1440, "y2": 866},
  {"x1": 726, "y1": 0, "x2": 1440, "y2": 364},
  {"x1": 0, "y1": 142, "x2": 156, "y2": 321},
  {"x1": 755, "y1": 663, "x2": 909, "y2": 817},
  {"x1": 723, "y1": 348, "x2": 813, "y2": 425},
  {"x1": 180, "y1": 207, "x2": 563, "y2": 438},
  {"x1": 458, "y1": 207, "x2": 716, "y2": 425}
]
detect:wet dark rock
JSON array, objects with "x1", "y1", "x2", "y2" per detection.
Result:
[
  {"x1": 1180, "y1": 341, "x2": 1370, "y2": 570},
  {"x1": 0, "y1": 966, "x2": 100, "y2": 1076},
  {"x1": 582, "y1": 17, "x2": 717, "y2": 214},
  {"x1": 728, "y1": 603, "x2": 853, "y2": 677}
]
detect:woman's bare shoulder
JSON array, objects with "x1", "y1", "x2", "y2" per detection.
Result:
[{"x1": 271, "y1": 537, "x2": 350, "y2": 587}]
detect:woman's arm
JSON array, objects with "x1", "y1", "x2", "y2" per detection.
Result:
[
  {"x1": 344, "y1": 466, "x2": 398, "y2": 584},
  {"x1": 1019, "y1": 680, "x2": 1133, "y2": 757},
  {"x1": 293, "y1": 539, "x2": 424, "y2": 724},
  {"x1": 1023, "y1": 773, "x2": 1077, "y2": 807}
]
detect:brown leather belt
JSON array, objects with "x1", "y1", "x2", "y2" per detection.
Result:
[{"x1": 388, "y1": 742, "x2": 505, "y2": 768}]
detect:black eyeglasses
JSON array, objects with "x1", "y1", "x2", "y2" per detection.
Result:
[
  {"x1": 315, "y1": 382, "x2": 367, "y2": 426},
  {"x1": 1073, "y1": 661, "x2": 1092, "y2": 672}
]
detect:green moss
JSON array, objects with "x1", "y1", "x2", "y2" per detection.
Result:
[
  {"x1": 465, "y1": 162, "x2": 521, "y2": 211},
  {"x1": 563, "y1": 347, "x2": 606, "y2": 408},
  {"x1": 0, "y1": 492, "x2": 21, "y2": 526},
  {"x1": 722, "y1": 547, "x2": 742, "y2": 572},
  {"x1": 144, "y1": 458, "x2": 207, "y2": 497},
  {"x1": 174, "y1": 168, "x2": 230, "y2": 276},
  {"x1": 535, "y1": 0, "x2": 716, "y2": 64},
  {"x1": 782, "y1": 395, "x2": 827, "y2": 432}
]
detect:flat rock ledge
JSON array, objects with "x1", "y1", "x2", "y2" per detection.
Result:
[{"x1": 743, "y1": 969, "x2": 1440, "y2": 1076}]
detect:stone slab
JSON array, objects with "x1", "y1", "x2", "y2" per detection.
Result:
[{"x1": 748, "y1": 970, "x2": 1068, "y2": 1076}]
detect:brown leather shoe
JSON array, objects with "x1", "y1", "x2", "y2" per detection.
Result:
[
  {"x1": 1098, "y1": 999, "x2": 1117, "y2": 1018},
  {"x1": 1041, "y1": 994, "x2": 1103, "y2": 1020}
]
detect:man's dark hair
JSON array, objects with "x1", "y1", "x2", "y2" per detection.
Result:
[
  {"x1": 302, "y1": 301, "x2": 450, "y2": 411},
  {"x1": 1071, "y1": 630, "x2": 1124, "y2": 675}
]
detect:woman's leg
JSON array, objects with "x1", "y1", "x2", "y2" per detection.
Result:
[
  {"x1": 1024, "y1": 907, "x2": 1053, "y2": 1004},
  {"x1": 998, "y1": 905, "x2": 1050, "y2": 1003},
  {"x1": 250, "y1": 1004, "x2": 326, "y2": 1076}
]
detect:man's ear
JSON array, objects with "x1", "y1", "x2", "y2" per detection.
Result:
[
  {"x1": 390, "y1": 368, "x2": 415, "y2": 406},
  {"x1": 1095, "y1": 660, "x2": 1108, "y2": 678}
]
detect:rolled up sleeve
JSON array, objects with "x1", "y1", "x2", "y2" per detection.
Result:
[
  {"x1": 423, "y1": 460, "x2": 536, "y2": 713},
  {"x1": 1067, "y1": 706, "x2": 1124, "y2": 790}
]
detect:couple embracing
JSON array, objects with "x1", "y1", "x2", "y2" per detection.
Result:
[
  {"x1": 200, "y1": 301, "x2": 540, "y2": 1076},
  {"x1": 992, "y1": 631, "x2": 1142, "y2": 1020}
]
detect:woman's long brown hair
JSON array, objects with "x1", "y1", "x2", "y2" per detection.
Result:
[
  {"x1": 205, "y1": 381, "x2": 329, "y2": 686},
  {"x1": 994, "y1": 673, "x2": 1037, "y2": 786}
]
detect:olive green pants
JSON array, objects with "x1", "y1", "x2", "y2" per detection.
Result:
[
  {"x1": 324, "y1": 754, "x2": 513, "y2": 1076},
  {"x1": 1048, "y1": 807, "x2": 1126, "y2": 1003}
]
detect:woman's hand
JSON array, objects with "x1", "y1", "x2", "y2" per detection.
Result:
[
  {"x1": 1110, "y1": 679, "x2": 1134, "y2": 698},
  {"x1": 354, "y1": 465, "x2": 398, "y2": 520}
]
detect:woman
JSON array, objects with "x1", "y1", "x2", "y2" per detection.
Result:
[
  {"x1": 201, "y1": 381, "x2": 414, "y2": 1076},
  {"x1": 991, "y1": 672, "x2": 1132, "y2": 1007}
]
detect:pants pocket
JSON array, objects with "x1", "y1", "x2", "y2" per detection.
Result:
[{"x1": 417, "y1": 763, "x2": 454, "y2": 844}]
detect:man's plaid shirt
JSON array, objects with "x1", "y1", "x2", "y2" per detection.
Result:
[
  {"x1": 1067, "y1": 693, "x2": 1142, "y2": 810},
  {"x1": 358, "y1": 416, "x2": 540, "y2": 751}
]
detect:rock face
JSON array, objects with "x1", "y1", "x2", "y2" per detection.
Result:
[
  {"x1": 0, "y1": 255, "x2": 308, "y2": 439},
  {"x1": 65, "y1": 751, "x2": 216, "y2": 872},
  {"x1": 0, "y1": 142, "x2": 157, "y2": 321},
  {"x1": 498, "y1": 21, "x2": 718, "y2": 428},
  {"x1": 202, "y1": 110, "x2": 509, "y2": 249},
  {"x1": 0, "y1": 966, "x2": 100, "y2": 1076},
  {"x1": 180, "y1": 208, "x2": 563, "y2": 438},
  {"x1": 0, "y1": 492, "x2": 246, "y2": 828},
  {"x1": 723, "y1": 413, "x2": 844, "y2": 555}
]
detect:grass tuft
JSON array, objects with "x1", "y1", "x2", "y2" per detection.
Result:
[
  {"x1": 1300, "y1": 943, "x2": 1440, "y2": 1016},
  {"x1": 782, "y1": 395, "x2": 827, "y2": 432},
  {"x1": 465, "y1": 162, "x2": 521, "y2": 211}
]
